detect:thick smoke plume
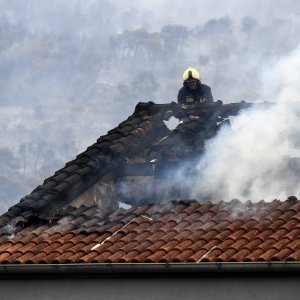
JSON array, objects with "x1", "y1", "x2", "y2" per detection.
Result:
[{"x1": 192, "y1": 45, "x2": 300, "y2": 201}]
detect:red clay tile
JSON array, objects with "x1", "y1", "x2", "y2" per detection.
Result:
[
  {"x1": 91, "y1": 251, "x2": 112, "y2": 263},
  {"x1": 105, "y1": 241, "x2": 126, "y2": 254},
  {"x1": 285, "y1": 228, "x2": 300, "y2": 241},
  {"x1": 76, "y1": 233, "x2": 97, "y2": 244},
  {"x1": 64, "y1": 251, "x2": 86, "y2": 263},
  {"x1": 272, "y1": 248, "x2": 294, "y2": 261},
  {"x1": 244, "y1": 248, "x2": 265, "y2": 262},
  {"x1": 274, "y1": 201, "x2": 293, "y2": 212},
  {"x1": 172, "y1": 230, "x2": 193, "y2": 243},
  {"x1": 227, "y1": 229, "x2": 247, "y2": 242},
  {"x1": 0, "y1": 241, "x2": 14, "y2": 253},
  {"x1": 145, "y1": 250, "x2": 167, "y2": 263},
  {"x1": 225, "y1": 220, "x2": 244, "y2": 232},
  {"x1": 160, "y1": 240, "x2": 179, "y2": 253},
  {"x1": 201, "y1": 240, "x2": 220, "y2": 252},
  {"x1": 188, "y1": 249, "x2": 211, "y2": 262},
  {"x1": 132, "y1": 222, "x2": 152, "y2": 234},
  {"x1": 104, "y1": 250, "x2": 127, "y2": 263},
  {"x1": 187, "y1": 239, "x2": 207, "y2": 252},
  {"x1": 257, "y1": 239, "x2": 277, "y2": 251},
  {"x1": 201, "y1": 248, "x2": 222, "y2": 262},
  {"x1": 212, "y1": 230, "x2": 232, "y2": 242},
  {"x1": 213, "y1": 220, "x2": 231, "y2": 232},
  {"x1": 243, "y1": 238, "x2": 263, "y2": 251},
  {"x1": 229, "y1": 238, "x2": 248, "y2": 252},
  {"x1": 83, "y1": 218, "x2": 103, "y2": 228},
  {"x1": 230, "y1": 249, "x2": 251, "y2": 262},
  {"x1": 256, "y1": 248, "x2": 278, "y2": 261},
  {"x1": 286, "y1": 239, "x2": 300, "y2": 251},
  {"x1": 267, "y1": 219, "x2": 285, "y2": 231},
  {"x1": 53, "y1": 242, "x2": 75, "y2": 255},
  {"x1": 144, "y1": 222, "x2": 164, "y2": 233},
  {"x1": 160, "y1": 249, "x2": 181, "y2": 262},
  {"x1": 1, "y1": 252, "x2": 23, "y2": 264},
  {"x1": 173, "y1": 249, "x2": 194, "y2": 262},
  {"x1": 271, "y1": 238, "x2": 291, "y2": 251},
  {"x1": 134, "y1": 240, "x2": 153, "y2": 253},
  {"x1": 52, "y1": 251, "x2": 74, "y2": 263},
  {"x1": 41, "y1": 242, "x2": 62, "y2": 254},
  {"x1": 17, "y1": 233, "x2": 39, "y2": 244},
  {"x1": 182, "y1": 229, "x2": 203, "y2": 242},
  {"x1": 56, "y1": 233, "x2": 76, "y2": 244},
  {"x1": 288, "y1": 201, "x2": 300, "y2": 213},
  {"x1": 186, "y1": 221, "x2": 205, "y2": 233},
  {"x1": 17, "y1": 242, "x2": 37, "y2": 254},
  {"x1": 27, "y1": 253, "x2": 51, "y2": 265},
  {"x1": 264, "y1": 210, "x2": 283, "y2": 223},
  {"x1": 159, "y1": 221, "x2": 178, "y2": 232},
  {"x1": 77, "y1": 252, "x2": 99, "y2": 263},
  {"x1": 216, "y1": 248, "x2": 237, "y2": 262},
  {"x1": 287, "y1": 248, "x2": 300, "y2": 261},
  {"x1": 39, "y1": 252, "x2": 62, "y2": 264},
  {"x1": 172, "y1": 220, "x2": 191, "y2": 233},
  {"x1": 131, "y1": 231, "x2": 150, "y2": 243},
  {"x1": 215, "y1": 239, "x2": 235, "y2": 251},
  {"x1": 147, "y1": 240, "x2": 165, "y2": 253},
  {"x1": 68, "y1": 242, "x2": 89, "y2": 253},
  {"x1": 15, "y1": 252, "x2": 36, "y2": 264},
  {"x1": 268, "y1": 228, "x2": 289, "y2": 241},
  {"x1": 119, "y1": 250, "x2": 140, "y2": 262},
  {"x1": 2, "y1": 242, "x2": 24, "y2": 254},
  {"x1": 281, "y1": 220, "x2": 298, "y2": 231},
  {"x1": 185, "y1": 211, "x2": 202, "y2": 223},
  {"x1": 120, "y1": 241, "x2": 140, "y2": 253},
  {"x1": 0, "y1": 252, "x2": 12, "y2": 262},
  {"x1": 201, "y1": 220, "x2": 218, "y2": 232},
  {"x1": 158, "y1": 230, "x2": 177, "y2": 242},
  {"x1": 131, "y1": 250, "x2": 152, "y2": 263},
  {"x1": 175, "y1": 239, "x2": 193, "y2": 251},
  {"x1": 1, "y1": 199, "x2": 300, "y2": 264}
]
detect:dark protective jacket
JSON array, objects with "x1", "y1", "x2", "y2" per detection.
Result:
[{"x1": 177, "y1": 82, "x2": 213, "y2": 105}]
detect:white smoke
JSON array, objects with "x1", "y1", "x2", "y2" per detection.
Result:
[{"x1": 193, "y1": 45, "x2": 300, "y2": 201}]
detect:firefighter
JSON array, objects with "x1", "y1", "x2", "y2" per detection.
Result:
[{"x1": 177, "y1": 67, "x2": 213, "y2": 106}]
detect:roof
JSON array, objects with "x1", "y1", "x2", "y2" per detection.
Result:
[
  {"x1": 0, "y1": 198, "x2": 299, "y2": 264},
  {"x1": 0, "y1": 101, "x2": 300, "y2": 266}
]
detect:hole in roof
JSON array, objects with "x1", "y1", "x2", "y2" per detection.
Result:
[
  {"x1": 164, "y1": 116, "x2": 179, "y2": 130},
  {"x1": 119, "y1": 202, "x2": 132, "y2": 210}
]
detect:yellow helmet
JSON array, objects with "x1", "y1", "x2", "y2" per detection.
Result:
[{"x1": 182, "y1": 67, "x2": 201, "y2": 82}]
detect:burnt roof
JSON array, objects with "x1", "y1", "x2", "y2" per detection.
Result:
[{"x1": 1, "y1": 101, "x2": 299, "y2": 265}]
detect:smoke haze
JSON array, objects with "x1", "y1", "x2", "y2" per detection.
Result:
[
  {"x1": 1, "y1": 0, "x2": 300, "y2": 210},
  {"x1": 194, "y1": 44, "x2": 300, "y2": 201}
]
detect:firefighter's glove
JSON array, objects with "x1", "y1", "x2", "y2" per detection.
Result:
[{"x1": 189, "y1": 115, "x2": 200, "y2": 121}]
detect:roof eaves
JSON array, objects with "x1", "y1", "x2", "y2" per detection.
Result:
[{"x1": 0, "y1": 262, "x2": 300, "y2": 279}]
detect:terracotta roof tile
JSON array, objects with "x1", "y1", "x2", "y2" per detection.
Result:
[
  {"x1": 1, "y1": 199, "x2": 300, "y2": 264},
  {"x1": 65, "y1": 251, "x2": 86, "y2": 263},
  {"x1": 230, "y1": 249, "x2": 251, "y2": 262},
  {"x1": 272, "y1": 248, "x2": 294, "y2": 261},
  {"x1": 287, "y1": 248, "x2": 300, "y2": 261}
]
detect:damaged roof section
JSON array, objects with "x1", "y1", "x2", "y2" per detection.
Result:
[
  {"x1": 0, "y1": 104, "x2": 172, "y2": 229},
  {"x1": 0, "y1": 100, "x2": 300, "y2": 266},
  {"x1": 0, "y1": 198, "x2": 299, "y2": 264},
  {"x1": 1, "y1": 100, "x2": 241, "y2": 228}
]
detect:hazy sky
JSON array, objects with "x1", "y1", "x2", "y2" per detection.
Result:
[{"x1": 1, "y1": 0, "x2": 300, "y2": 208}]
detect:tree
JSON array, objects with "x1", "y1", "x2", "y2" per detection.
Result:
[{"x1": 0, "y1": 147, "x2": 19, "y2": 175}]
